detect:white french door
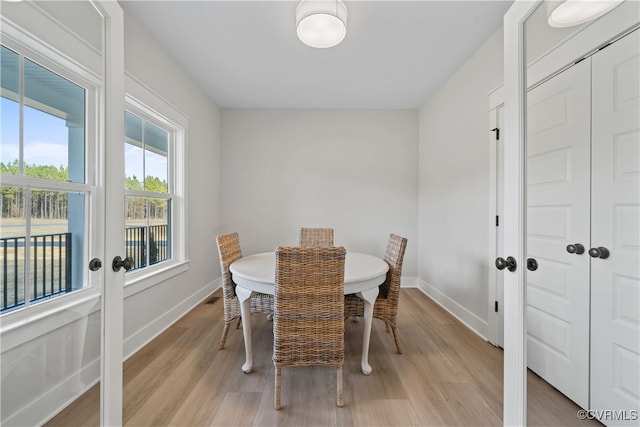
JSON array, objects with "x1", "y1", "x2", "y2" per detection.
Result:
[
  {"x1": 0, "y1": 1, "x2": 125, "y2": 425},
  {"x1": 504, "y1": 2, "x2": 639, "y2": 423},
  {"x1": 98, "y1": 2, "x2": 126, "y2": 425}
]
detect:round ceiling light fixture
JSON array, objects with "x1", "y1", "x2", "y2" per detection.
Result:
[
  {"x1": 296, "y1": 0, "x2": 348, "y2": 48},
  {"x1": 547, "y1": 0, "x2": 624, "y2": 28}
]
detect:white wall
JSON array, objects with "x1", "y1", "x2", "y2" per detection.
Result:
[
  {"x1": 121, "y1": 11, "x2": 221, "y2": 358},
  {"x1": 418, "y1": 28, "x2": 504, "y2": 338},
  {"x1": 221, "y1": 109, "x2": 419, "y2": 280}
]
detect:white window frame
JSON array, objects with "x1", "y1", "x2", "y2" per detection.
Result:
[
  {"x1": 123, "y1": 73, "x2": 188, "y2": 298},
  {"x1": 0, "y1": 35, "x2": 103, "y2": 325}
]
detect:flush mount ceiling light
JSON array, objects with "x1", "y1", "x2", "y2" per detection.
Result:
[
  {"x1": 296, "y1": 0, "x2": 348, "y2": 48},
  {"x1": 547, "y1": 0, "x2": 624, "y2": 28}
]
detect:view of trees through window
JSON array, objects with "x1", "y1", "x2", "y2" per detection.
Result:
[
  {"x1": 1, "y1": 162, "x2": 69, "y2": 219},
  {"x1": 124, "y1": 111, "x2": 171, "y2": 271},
  {"x1": 0, "y1": 45, "x2": 173, "y2": 313},
  {"x1": 0, "y1": 45, "x2": 85, "y2": 312}
]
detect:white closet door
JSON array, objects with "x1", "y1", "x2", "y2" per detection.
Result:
[
  {"x1": 591, "y1": 29, "x2": 640, "y2": 425},
  {"x1": 526, "y1": 58, "x2": 591, "y2": 408}
]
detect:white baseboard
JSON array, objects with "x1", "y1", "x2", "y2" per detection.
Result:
[
  {"x1": 7, "y1": 358, "x2": 100, "y2": 427},
  {"x1": 416, "y1": 279, "x2": 488, "y2": 340},
  {"x1": 400, "y1": 275, "x2": 419, "y2": 288}
]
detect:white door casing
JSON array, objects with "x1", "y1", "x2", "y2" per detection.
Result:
[
  {"x1": 525, "y1": 58, "x2": 591, "y2": 409},
  {"x1": 590, "y1": 29, "x2": 640, "y2": 425}
]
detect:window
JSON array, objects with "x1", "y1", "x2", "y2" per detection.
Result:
[
  {"x1": 124, "y1": 111, "x2": 172, "y2": 271},
  {"x1": 0, "y1": 45, "x2": 92, "y2": 313},
  {"x1": 123, "y1": 83, "x2": 186, "y2": 287}
]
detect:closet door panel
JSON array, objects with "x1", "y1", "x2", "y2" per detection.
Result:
[
  {"x1": 526, "y1": 58, "x2": 591, "y2": 408},
  {"x1": 591, "y1": 29, "x2": 640, "y2": 424}
]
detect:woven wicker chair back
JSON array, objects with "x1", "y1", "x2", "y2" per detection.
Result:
[
  {"x1": 343, "y1": 233, "x2": 407, "y2": 354},
  {"x1": 379, "y1": 234, "x2": 408, "y2": 299},
  {"x1": 299, "y1": 227, "x2": 334, "y2": 248},
  {"x1": 216, "y1": 232, "x2": 243, "y2": 301},
  {"x1": 273, "y1": 246, "x2": 346, "y2": 368}
]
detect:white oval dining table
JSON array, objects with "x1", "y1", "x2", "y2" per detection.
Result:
[{"x1": 229, "y1": 251, "x2": 389, "y2": 375}]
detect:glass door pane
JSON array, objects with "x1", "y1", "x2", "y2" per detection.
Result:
[
  {"x1": 520, "y1": 1, "x2": 637, "y2": 425},
  {"x1": 0, "y1": 1, "x2": 125, "y2": 425}
]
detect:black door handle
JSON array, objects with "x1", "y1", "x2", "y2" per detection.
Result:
[
  {"x1": 566, "y1": 243, "x2": 585, "y2": 255},
  {"x1": 527, "y1": 258, "x2": 538, "y2": 271},
  {"x1": 588, "y1": 247, "x2": 610, "y2": 259},
  {"x1": 495, "y1": 256, "x2": 517, "y2": 272},
  {"x1": 112, "y1": 256, "x2": 135, "y2": 272},
  {"x1": 89, "y1": 258, "x2": 102, "y2": 271}
]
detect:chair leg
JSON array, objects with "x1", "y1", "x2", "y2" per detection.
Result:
[
  {"x1": 337, "y1": 365, "x2": 344, "y2": 407},
  {"x1": 275, "y1": 366, "x2": 282, "y2": 410},
  {"x1": 389, "y1": 323, "x2": 402, "y2": 354},
  {"x1": 219, "y1": 323, "x2": 230, "y2": 350}
]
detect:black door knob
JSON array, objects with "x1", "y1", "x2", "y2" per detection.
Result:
[
  {"x1": 495, "y1": 256, "x2": 517, "y2": 272},
  {"x1": 588, "y1": 247, "x2": 610, "y2": 259},
  {"x1": 89, "y1": 258, "x2": 102, "y2": 271},
  {"x1": 527, "y1": 258, "x2": 538, "y2": 271},
  {"x1": 566, "y1": 243, "x2": 585, "y2": 255},
  {"x1": 112, "y1": 256, "x2": 135, "y2": 272}
]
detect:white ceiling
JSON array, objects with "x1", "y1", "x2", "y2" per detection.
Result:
[{"x1": 119, "y1": 1, "x2": 513, "y2": 109}]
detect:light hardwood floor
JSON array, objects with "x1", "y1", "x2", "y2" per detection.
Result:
[{"x1": 46, "y1": 288, "x2": 599, "y2": 426}]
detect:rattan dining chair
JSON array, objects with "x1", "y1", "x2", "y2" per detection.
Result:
[
  {"x1": 344, "y1": 234, "x2": 408, "y2": 354},
  {"x1": 273, "y1": 246, "x2": 346, "y2": 409},
  {"x1": 299, "y1": 227, "x2": 334, "y2": 247},
  {"x1": 216, "y1": 232, "x2": 273, "y2": 350}
]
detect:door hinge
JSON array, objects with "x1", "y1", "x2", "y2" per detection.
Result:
[
  {"x1": 495, "y1": 301, "x2": 499, "y2": 312},
  {"x1": 496, "y1": 215, "x2": 499, "y2": 226},
  {"x1": 490, "y1": 127, "x2": 500, "y2": 140}
]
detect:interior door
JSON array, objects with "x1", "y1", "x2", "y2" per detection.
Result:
[
  {"x1": 525, "y1": 59, "x2": 591, "y2": 408},
  {"x1": 497, "y1": 104, "x2": 505, "y2": 348},
  {"x1": 503, "y1": 2, "x2": 640, "y2": 425},
  {"x1": 98, "y1": 2, "x2": 126, "y2": 424},
  {"x1": 0, "y1": 1, "x2": 125, "y2": 425},
  {"x1": 590, "y1": 29, "x2": 640, "y2": 424}
]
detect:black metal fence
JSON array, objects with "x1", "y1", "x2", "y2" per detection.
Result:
[
  {"x1": 0, "y1": 225, "x2": 169, "y2": 312},
  {"x1": 125, "y1": 225, "x2": 169, "y2": 271},
  {"x1": 1, "y1": 232, "x2": 72, "y2": 313}
]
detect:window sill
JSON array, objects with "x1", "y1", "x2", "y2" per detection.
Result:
[{"x1": 124, "y1": 260, "x2": 190, "y2": 298}]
